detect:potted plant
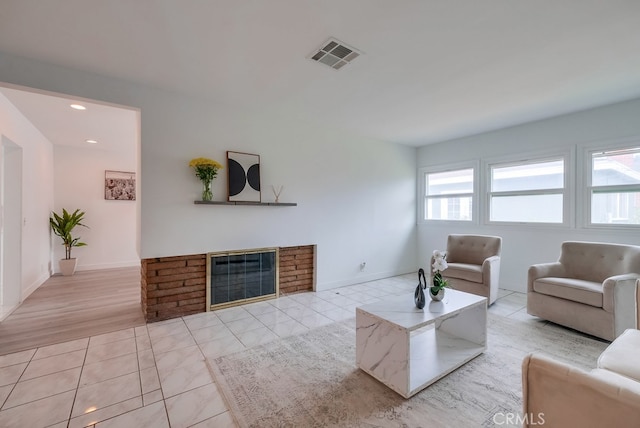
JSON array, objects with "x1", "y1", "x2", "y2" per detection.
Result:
[{"x1": 50, "y1": 208, "x2": 88, "y2": 276}]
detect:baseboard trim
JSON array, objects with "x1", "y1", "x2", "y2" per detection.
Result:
[
  {"x1": 71, "y1": 260, "x2": 141, "y2": 273},
  {"x1": 316, "y1": 267, "x2": 415, "y2": 291}
]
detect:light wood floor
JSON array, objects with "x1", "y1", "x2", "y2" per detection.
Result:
[{"x1": 0, "y1": 267, "x2": 145, "y2": 356}]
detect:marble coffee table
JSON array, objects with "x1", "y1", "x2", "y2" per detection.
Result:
[{"x1": 355, "y1": 289, "x2": 487, "y2": 398}]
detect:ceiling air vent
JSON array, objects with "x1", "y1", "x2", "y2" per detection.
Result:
[{"x1": 309, "y1": 38, "x2": 362, "y2": 70}]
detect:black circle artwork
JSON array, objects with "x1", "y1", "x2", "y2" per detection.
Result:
[
  {"x1": 228, "y1": 158, "x2": 246, "y2": 196},
  {"x1": 227, "y1": 151, "x2": 261, "y2": 201},
  {"x1": 247, "y1": 164, "x2": 260, "y2": 191}
]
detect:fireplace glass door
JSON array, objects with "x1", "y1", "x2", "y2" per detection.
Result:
[{"x1": 207, "y1": 248, "x2": 278, "y2": 310}]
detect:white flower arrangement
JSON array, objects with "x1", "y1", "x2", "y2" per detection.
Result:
[
  {"x1": 432, "y1": 250, "x2": 449, "y2": 272},
  {"x1": 431, "y1": 250, "x2": 449, "y2": 292}
]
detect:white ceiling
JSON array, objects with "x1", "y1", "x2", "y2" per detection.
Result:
[
  {"x1": 0, "y1": 0, "x2": 639, "y2": 147},
  {"x1": 0, "y1": 86, "x2": 137, "y2": 152}
]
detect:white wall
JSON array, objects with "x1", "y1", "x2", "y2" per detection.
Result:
[
  {"x1": 52, "y1": 142, "x2": 139, "y2": 272},
  {"x1": 0, "y1": 92, "x2": 53, "y2": 304},
  {"x1": 0, "y1": 52, "x2": 418, "y2": 291},
  {"x1": 141, "y1": 95, "x2": 417, "y2": 289},
  {"x1": 417, "y1": 98, "x2": 640, "y2": 292}
]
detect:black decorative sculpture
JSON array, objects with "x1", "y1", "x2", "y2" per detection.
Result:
[{"x1": 414, "y1": 268, "x2": 427, "y2": 309}]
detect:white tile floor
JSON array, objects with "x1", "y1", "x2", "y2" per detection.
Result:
[{"x1": 0, "y1": 274, "x2": 532, "y2": 427}]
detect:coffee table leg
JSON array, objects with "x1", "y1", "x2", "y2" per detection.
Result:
[{"x1": 356, "y1": 309, "x2": 410, "y2": 397}]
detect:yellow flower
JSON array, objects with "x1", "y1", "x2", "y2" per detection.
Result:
[
  {"x1": 189, "y1": 157, "x2": 223, "y2": 182},
  {"x1": 189, "y1": 157, "x2": 224, "y2": 169}
]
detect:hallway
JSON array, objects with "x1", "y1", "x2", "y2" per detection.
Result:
[{"x1": 0, "y1": 267, "x2": 144, "y2": 356}]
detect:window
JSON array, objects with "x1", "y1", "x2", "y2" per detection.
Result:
[
  {"x1": 423, "y1": 167, "x2": 474, "y2": 221},
  {"x1": 589, "y1": 147, "x2": 640, "y2": 226},
  {"x1": 489, "y1": 158, "x2": 565, "y2": 223}
]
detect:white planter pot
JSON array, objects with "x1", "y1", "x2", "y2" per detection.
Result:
[{"x1": 59, "y1": 258, "x2": 78, "y2": 276}]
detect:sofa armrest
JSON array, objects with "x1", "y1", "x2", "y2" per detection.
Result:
[
  {"x1": 602, "y1": 274, "x2": 640, "y2": 337},
  {"x1": 522, "y1": 353, "x2": 640, "y2": 428},
  {"x1": 527, "y1": 262, "x2": 566, "y2": 292}
]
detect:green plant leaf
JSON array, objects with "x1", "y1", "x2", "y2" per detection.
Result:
[{"x1": 50, "y1": 208, "x2": 89, "y2": 259}]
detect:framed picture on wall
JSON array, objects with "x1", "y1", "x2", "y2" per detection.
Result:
[
  {"x1": 227, "y1": 151, "x2": 261, "y2": 202},
  {"x1": 105, "y1": 170, "x2": 136, "y2": 200}
]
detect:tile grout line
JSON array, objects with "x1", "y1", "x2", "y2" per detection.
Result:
[
  {"x1": 71, "y1": 329, "x2": 148, "y2": 427},
  {"x1": 0, "y1": 350, "x2": 34, "y2": 412},
  {"x1": 191, "y1": 316, "x2": 240, "y2": 427},
  {"x1": 135, "y1": 324, "x2": 155, "y2": 417},
  {"x1": 147, "y1": 319, "x2": 178, "y2": 427},
  {"x1": 64, "y1": 339, "x2": 89, "y2": 427}
]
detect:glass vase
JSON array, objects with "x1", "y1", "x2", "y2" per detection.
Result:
[{"x1": 202, "y1": 180, "x2": 213, "y2": 201}]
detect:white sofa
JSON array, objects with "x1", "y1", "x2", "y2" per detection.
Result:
[
  {"x1": 527, "y1": 241, "x2": 640, "y2": 341},
  {"x1": 522, "y1": 328, "x2": 640, "y2": 428}
]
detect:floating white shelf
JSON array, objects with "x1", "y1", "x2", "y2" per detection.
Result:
[{"x1": 194, "y1": 201, "x2": 297, "y2": 206}]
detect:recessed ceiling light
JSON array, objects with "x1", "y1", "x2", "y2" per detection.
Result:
[
  {"x1": 70, "y1": 104, "x2": 86, "y2": 110},
  {"x1": 85, "y1": 139, "x2": 98, "y2": 144}
]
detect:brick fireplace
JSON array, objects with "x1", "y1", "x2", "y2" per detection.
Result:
[{"x1": 141, "y1": 245, "x2": 315, "y2": 322}]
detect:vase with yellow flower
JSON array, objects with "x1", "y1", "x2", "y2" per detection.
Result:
[{"x1": 189, "y1": 157, "x2": 223, "y2": 201}]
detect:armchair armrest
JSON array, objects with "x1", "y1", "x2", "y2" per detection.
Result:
[
  {"x1": 602, "y1": 274, "x2": 640, "y2": 337},
  {"x1": 527, "y1": 262, "x2": 566, "y2": 292},
  {"x1": 522, "y1": 353, "x2": 640, "y2": 428},
  {"x1": 482, "y1": 256, "x2": 501, "y2": 298},
  {"x1": 482, "y1": 255, "x2": 500, "y2": 269},
  {"x1": 603, "y1": 273, "x2": 640, "y2": 289}
]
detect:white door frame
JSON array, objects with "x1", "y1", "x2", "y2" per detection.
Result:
[{"x1": 0, "y1": 135, "x2": 23, "y2": 321}]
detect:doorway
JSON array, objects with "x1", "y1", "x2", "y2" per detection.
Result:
[{"x1": 0, "y1": 84, "x2": 142, "y2": 352}]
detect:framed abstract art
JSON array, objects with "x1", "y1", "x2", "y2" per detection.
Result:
[{"x1": 227, "y1": 151, "x2": 261, "y2": 202}]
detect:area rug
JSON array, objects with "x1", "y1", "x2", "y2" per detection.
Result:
[{"x1": 208, "y1": 314, "x2": 608, "y2": 427}]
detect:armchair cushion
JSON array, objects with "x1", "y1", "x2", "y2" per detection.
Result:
[
  {"x1": 597, "y1": 329, "x2": 640, "y2": 382},
  {"x1": 532, "y1": 277, "x2": 603, "y2": 308},
  {"x1": 444, "y1": 263, "x2": 482, "y2": 283},
  {"x1": 588, "y1": 369, "x2": 640, "y2": 394}
]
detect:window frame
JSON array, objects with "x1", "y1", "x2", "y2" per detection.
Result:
[
  {"x1": 418, "y1": 161, "x2": 478, "y2": 224},
  {"x1": 484, "y1": 149, "x2": 573, "y2": 227},
  {"x1": 583, "y1": 141, "x2": 640, "y2": 230}
]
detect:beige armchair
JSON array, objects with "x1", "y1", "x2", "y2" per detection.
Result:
[
  {"x1": 522, "y1": 329, "x2": 640, "y2": 428},
  {"x1": 527, "y1": 241, "x2": 640, "y2": 341},
  {"x1": 432, "y1": 234, "x2": 502, "y2": 305}
]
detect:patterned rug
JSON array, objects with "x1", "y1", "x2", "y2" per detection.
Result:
[{"x1": 208, "y1": 314, "x2": 608, "y2": 427}]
